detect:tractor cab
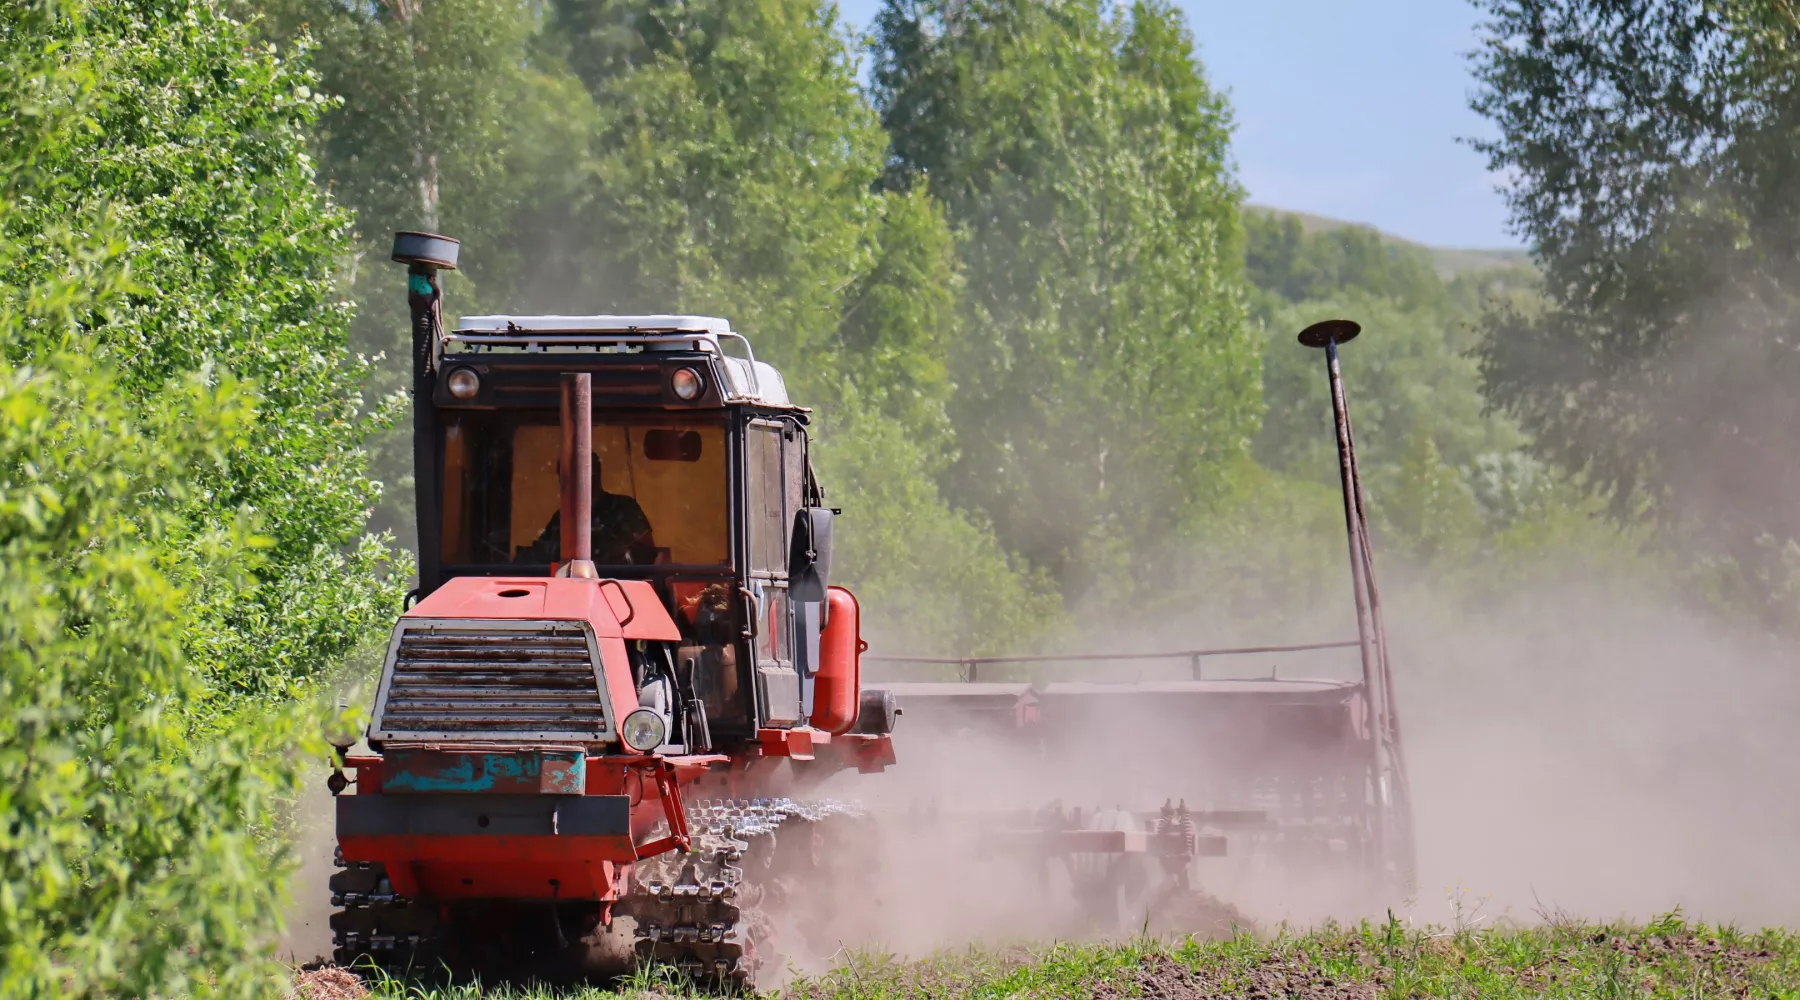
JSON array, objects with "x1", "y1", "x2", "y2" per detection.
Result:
[
  {"x1": 410, "y1": 310, "x2": 833, "y2": 750},
  {"x1": 357, "y1": 230, "x2": 880, "y2": 770}
]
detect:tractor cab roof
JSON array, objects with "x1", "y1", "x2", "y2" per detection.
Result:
[
  {"x1": 456, "y1": 314, "x2": 733, "y2": 338},
  {"x1": 444, "y1": 313, "x2": 792, "y2": 408}
]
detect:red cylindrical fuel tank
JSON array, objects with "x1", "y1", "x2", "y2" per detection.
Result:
[{"x1": 810, "y1": 586, "x2": 863, "y2": 734}]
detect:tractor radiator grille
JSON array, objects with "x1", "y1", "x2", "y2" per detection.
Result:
[{"x1": 370, "y1": 621, "x2": 612, "y2": 741}]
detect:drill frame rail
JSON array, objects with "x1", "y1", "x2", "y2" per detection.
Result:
[{"x1": 865, "y1": 638, "x2": 1361, "y2": 682}]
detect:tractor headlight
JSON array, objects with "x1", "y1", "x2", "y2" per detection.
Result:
[
  {"x1": 446, "y1": 367, "x2": 481, "y2": 399},
  {"x1": 621, "y1": 708, "x2": 667, "y2": 752},
  {"x1": 670, "y1": 367, "x2": 704, "y2": 401}
]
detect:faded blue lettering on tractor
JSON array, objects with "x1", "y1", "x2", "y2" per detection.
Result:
[{"x1": 381, "y1": 746, "x2": 585, "y2": 795}]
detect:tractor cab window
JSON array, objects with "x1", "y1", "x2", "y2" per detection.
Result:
[
  {"x1": 744, "y1": 418, "x2": 806, "y2": 727},
  {"x1": 439, "y1": 411, "x2": 730, "y2": 570}
]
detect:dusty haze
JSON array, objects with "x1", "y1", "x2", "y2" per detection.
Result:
[
  {"x1": 842, "y1": 559, "x2": 1800, "y2": 943},
  {"x1": 283, "y1": 560, "x2": 1800, "y2": 968},
  {"x1": 1397, "y1": 575, "x2": 1800, "y2": 927}
]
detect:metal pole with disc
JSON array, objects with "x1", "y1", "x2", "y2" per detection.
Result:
[
  {"x1": 1298, "y1": 317, "x2": 1415, "y2": 897},
  {"x1": 1299, "y1": 320, "x2": 1381, "y2": 714}
]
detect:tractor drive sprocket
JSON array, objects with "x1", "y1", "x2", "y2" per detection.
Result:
[{"x1": 623, "y1": 797, "x2": 864, "y2": 988}]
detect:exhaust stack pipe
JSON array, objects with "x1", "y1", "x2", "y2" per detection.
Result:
[{"x1": 560, "y1": 373, "x2": 596, "y2": 579}]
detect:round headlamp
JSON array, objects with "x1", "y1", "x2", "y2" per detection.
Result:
[
  {"x1": 671, "y1": 367, "x2": 704, "y2": 401},
  {"x1": 446, "y1": 367, "x2": 481, "y2": 399},
  {"x1": 620, "y1": 708, "x2": 667, "y2": 752}
]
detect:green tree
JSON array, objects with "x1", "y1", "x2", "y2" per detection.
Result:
[
  {"x1": 1469, "y1": 0, "x2": 1800, "y2": 620},
  {"x1": 1243, "y1": 211, "x2": 1450, "y2": 320},
  {"x1": 256, "y1": 0, "x2": 565, "y2": 300},
  {"x1": 0, "y1": 2, "x2": 344, "y2": 992},
  {"x1": 537, "y1": 0, "x2": 1054, "y2": 644},
  {"x1": 537, "y1": 0, "x2": 888, "y2": 379},
  {"x1": 1240, "y1": 203, "x2": 1558, "y2": 584},
  {"x1": 0, "y1": 351, "x2": 315, "y2": 1000},
  {"x1": 2, "y1": 0, "x2": 400, "y2": 713},
  {"x1": 1257, "y1": 292, "x2": 1521, "y2": 489},
  {"x1": 873, "y1": 0, "x2": 1258, "y2": 602},
  {"x1": 834, "y1": 186, "x2": 962, "y2": 457},
  {"x1": 813, "y1": 399, "x2": 1063, "y2": 655}
]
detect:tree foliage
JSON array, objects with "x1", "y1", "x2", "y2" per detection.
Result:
[
  {"x1": 811, "y1": 400, "x2": 1063, "y2": 654},
  {"x1": 1258, "y1": 291, "x2": 1520, "y2": 491},
  {"x1": 3, "y1": 0, "x2": 402, "y2": 714},
  {"x1": 874, "y1": 0, "x2": 1257, "y2": 601},
  {"x1": 1, "y1": 1, "x2": 364, "y2": 992},
  {"x1": 1470, "y1": 0, "x2": 1800, "y2": 616},
  {"x1": 259, "y1": 0, "x2": 536, "y2": 238},
  {"x1": 1244, "y1": 211, "x2": 1452, "y2": 319},
  {"x1": 538, "y1": 0, "x2": 883, "y2": 355},
  {"x1": 0, "y1": 348, "x2": 313, "y2": 1000},
  {"x1": 1240, "y1": 204, "x2": 1563, "y2": 585},
  {"x1": 534, "y1": 0, "x2": 1044, "y2": 641}
]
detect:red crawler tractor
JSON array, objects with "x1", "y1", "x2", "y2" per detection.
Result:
[{"x1": 327, "y1": 233, "x2": 897, "y2": 985}]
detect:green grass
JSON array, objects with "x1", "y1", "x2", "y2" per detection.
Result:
[{"x1": 335, "y1": 915, "x2": 1800, "y2": 1000}]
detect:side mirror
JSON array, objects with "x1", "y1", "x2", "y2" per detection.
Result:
[{"x1": 788, "y1": 507, "x2": 835, "y2": 603}]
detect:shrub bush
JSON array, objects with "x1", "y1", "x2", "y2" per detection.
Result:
[{"x1": 0, "y1": 1, "x2": 395, "y2": 993}]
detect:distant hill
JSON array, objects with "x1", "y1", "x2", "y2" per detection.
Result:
[{"x1": 1245, "y1": 205, "x2": 1533, "y2": 277}]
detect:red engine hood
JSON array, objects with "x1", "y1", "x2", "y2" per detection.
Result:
[{"x1": 406, "y1": 576, "x2": 681, "y2": 642}]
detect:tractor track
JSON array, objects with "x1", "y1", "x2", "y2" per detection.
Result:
[
  {"x1": 327, "y1": 797, "x2": 864, "y2": 988},
  {"x1": 328, "y1": 857, "x2": 443, "y2": 975},
  {"x1": 624, "y1": 797, "x2": 864, "y2": 985}
]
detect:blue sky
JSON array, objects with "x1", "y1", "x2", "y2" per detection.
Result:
[{"x1": 834, "y1": 0, "x2": 1517, "y2": 250}]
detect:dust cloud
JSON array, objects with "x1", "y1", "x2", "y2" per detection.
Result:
[
  {"x1": 834, "y1": 556, "x2": 1800, "y2": 944},
  {"x1": 1396, "y1": 576, "x2": 1800, "y2": 928},
  {"x1": 281, "y1": 780, "x2": 340, "y2": 966}
]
